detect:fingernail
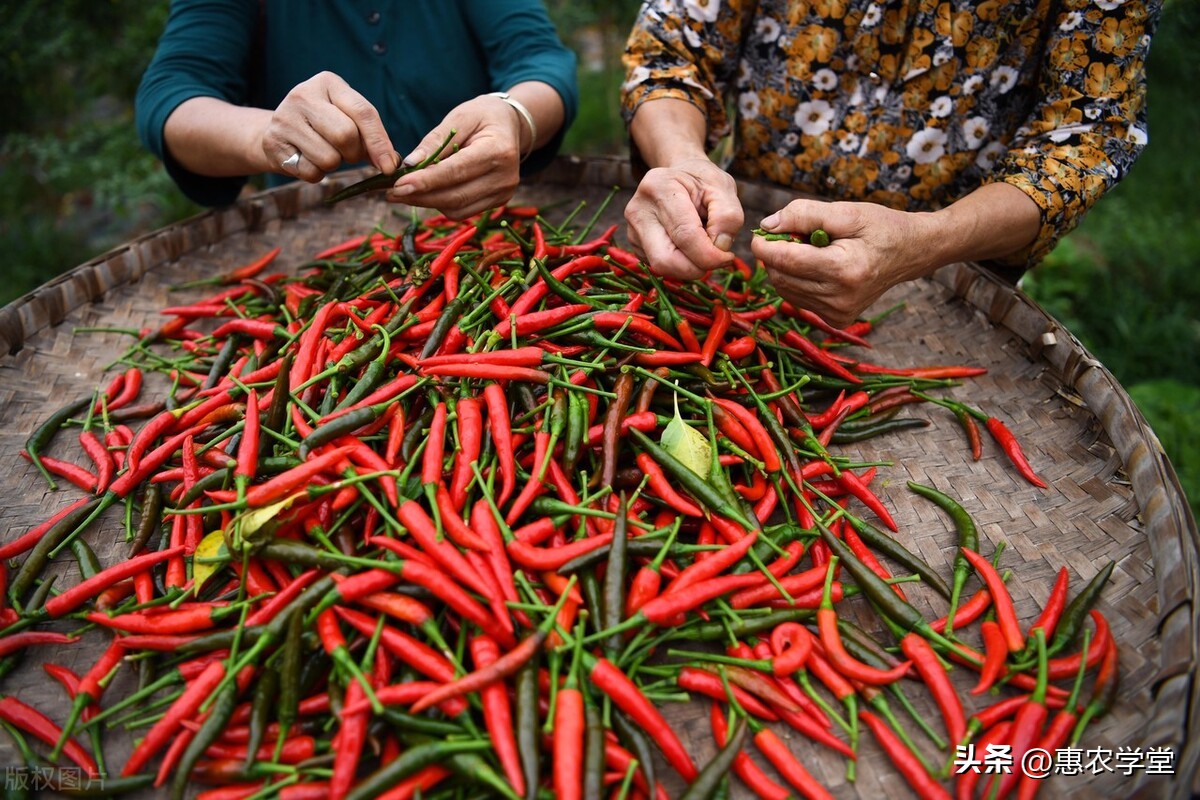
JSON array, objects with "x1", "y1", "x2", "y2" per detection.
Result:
[
  {"x1": 390, "y1": 183, "x2": 416, "y2": 198},
  {"x1": 379, "y1": 152, "x2": 398, "y2": 174},
  {"x1": 761, "y1": 213, "x2": 780, "y2": 230},
  {"x1": 401, "y1": 150, "x2": 423, "y2": 168},
  {"x1": 713, "y1": 233, "x2": 733, "y2": 252}
]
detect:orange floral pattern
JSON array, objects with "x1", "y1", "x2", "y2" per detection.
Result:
[{"x1": 622, "y1": 0, "x2": 1160, "y2": 267}]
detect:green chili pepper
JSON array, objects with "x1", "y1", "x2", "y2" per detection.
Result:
[
  {"x1": 169, "y1": 678, "x2": 239, "y2": 800},
  {"x1": 25, "y1": 396, "x2": 91, "y2": 489},
  {"x1": 848, "y1": 514, "x2": 951, "y2": 600},
  {"x1": 906, "y1": 481, "x2": 976, "y2": 623},
  {"x1": 679, "y1": 717, "x2": 748, "y2": 800}
]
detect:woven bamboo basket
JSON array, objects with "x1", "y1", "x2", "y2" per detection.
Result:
[{"x1": 0, "y1": 156, "x2": 1195, "y2": 799}]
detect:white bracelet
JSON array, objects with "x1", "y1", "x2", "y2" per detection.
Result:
[{"x1": 488, "y1": 91, "x2": 537, "y2": 162}]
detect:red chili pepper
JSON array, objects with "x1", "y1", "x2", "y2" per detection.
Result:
[
  {"x1": 0, "y1": 696, "x2": 99, "y2": 777},
  {"x1": 506, "y1": 533, "x2": 613, "y2": 572},
  {"x1": 408, "y1": 621, "x2": 550, "y2": 715},
  {"x1": 860, "y1": 710, "x2": 950, "y2": 799},
  {"x1": 993, "y1": 631, "x2": 1051, "y2": 799},
  {"x1": 553, "y1": 684, "x2": 585, "y2": 800},
  {"x1": 778, "y1": 302, "x2": 873, "y2": 347},
  {"x1": 44, "y1": 545, "x2": 186, "y2": 618},
  {"x1": 817, "y1": 604, "x2": 909, "y2": 686},
  {"x1": 960, "y1": 547, "x2": 1025, "y2": 652},
  {"x1": 849, "y1": 362, "x2": 987, "y2": 379},
  {"x1": 588, "y1": 655, "x2": 698, "y2": 782},
  {"x1": 243, "y1": 444, "x2": 355, "y2": 507},
  {"x1": 709, "y1": 703, "x2": 791, "y2": 800},
  {"x1": 729, "y1": 567, "x2": 830, "y2": 610},
  {"x1": 834, "y1": 468, "x2": 897, "y2": 532},
  {"x1": 680, "y1": 667, "x2": 779, "y2": 720},
  {"x1": 0, "y1": 630, "x2": 74, "y2": 658},
  {"x1": 330, "y1": 680, "x2": 369, "y2": 800},
  {"x1": 449, "y1": 396, "x2": 482, "y2": 509},
  {"x1": 779, "y1": 328, "x2": 862, "y2": 384},
  {"x1": 972, "y1": 620, "x2": 1009, "y2": 696},
  {"x1": 228, "y1": 389, "x2": 260, "y2": 482},
  {"x1": 841, "y1": 521, "x2": 906, "y2": 601},
  {"x1": 0, "y1": 497, "x2": 94, "y2": 560},
  {"x1": 700, "y1": 302, "x2": 731, "y2": 366},
  {"x1": 1043, "y1": 610, "x2": 1110, "y2": 680},
  {"x1": 122, "y1": 660, "x2": 226, "y2": 776},
  {"x1": 78, "y1": 430, "x2": 115, "y2": 493},
  {"x1": 27, "y1": 453, "x2": 97, "y2": 493},
  {"x1": 930, "y1": 588, "x2": 992, "y2": 633},
  {"x1": 753, "y1": 725, "x2": 836, "y2": 800},
  {"x1": 1026, "y1": 566, "x2": 1070, "y2": 644},
  {"x1": 392, "y1": 500, "x2": 492, "y2": 598},
  {"x1": 466, "y1": 635, "x2": 525, "y2": 796},
  {"x1": 901, "y1": 632, "x2": 966, "y2": 745},
  {"x1": 667, "y1": 530, "x2": 760, "y2": 595},
  {"x1": 985, "y1": 416, "x2": 1048, "y2": 488}
]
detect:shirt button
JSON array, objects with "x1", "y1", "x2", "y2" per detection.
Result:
[
  {"x1": 372, "y1": 41, "x2": 387, "y2": 56},
  {"x1": 366, "y1": 10, "x2": 381, "y2": 24}
]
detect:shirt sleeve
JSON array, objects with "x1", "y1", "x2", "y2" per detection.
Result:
[
  {"x1": 620, "y1": 0, "x2": 753, "y2": 151},
  {"x1": 462, "y1": 0, "x2": 579, "y2": 174},
  {"x1": 982, "y1": 0, "x2": 1160, "y2": 267},
  {"x1": 135, "y1": 0, "x2": 258, "y2": 207}
]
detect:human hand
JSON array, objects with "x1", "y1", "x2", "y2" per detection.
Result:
[
  {"x1": 262, "y1": 72, "x2": 398, "y2": 183},
  {"x1": 624, "y1": 158, "x2": 743, "y2": 281},
  {"x1": 387, "y1": 95, "x2": 526, "y2": 219},
  {"x1": 751, "y1": 199, "x2": 938, "y2": 328}
]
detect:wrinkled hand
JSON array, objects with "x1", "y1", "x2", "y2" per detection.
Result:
[
  {"x1": 752, "y1": 199, "x2": 937, "y2": 328},
  {"x1": 624, "y1": 158, "x2": 743, "y2": 281},
  {"x1": 387, "y1": 95, "x2": 525, "y2": 219},
  {"x1": 262, "y1": 72, "x2": 397, "y2": 182}
]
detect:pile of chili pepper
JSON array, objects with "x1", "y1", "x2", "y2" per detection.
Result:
[{"x1": 0, "y1": 200, "x2": 1116, "y2": 799}]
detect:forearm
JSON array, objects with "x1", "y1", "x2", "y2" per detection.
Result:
[
  {"x1": 629, "y1": 98, "x2": 710, "y2": 168},
  {"x1": 504, "y1": 81, "x2": 565, "y2": 155},
  {"x1": 163, "y1": 97, "x2": 273, "y2": 177},
  {"x1": 920, "y1": 182, "x2": 1042, "y2": 273}
]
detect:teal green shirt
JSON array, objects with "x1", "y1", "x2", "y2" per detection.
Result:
[{"x1": 136, "y1": 0, "x2": 578, "y2": 206}]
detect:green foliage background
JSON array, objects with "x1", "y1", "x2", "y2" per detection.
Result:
[{"x1": 0, "y1": 0, "x2": 1195, "y2": 517}]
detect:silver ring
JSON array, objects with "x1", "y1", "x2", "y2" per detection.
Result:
[{"x1": 281, "y1": 152, "x2": 301, "y2": 171}]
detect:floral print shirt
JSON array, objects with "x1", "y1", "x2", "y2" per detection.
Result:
[{"x1": 621, "y1": 0, "x2": 1160, "y2": 268}]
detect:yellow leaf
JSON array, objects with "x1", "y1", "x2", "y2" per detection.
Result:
[
  {"x1": 192, "y1": 529, "x2": 230, "y2": 595},
  {"x1": 238, "y1": 496, "x2": 294, "y2": 539},
  {"x1": 660, "y1": 390, "x2": 710, "y2": 481}
]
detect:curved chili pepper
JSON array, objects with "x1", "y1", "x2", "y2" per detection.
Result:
[
  {"x1": 972, "y1": 620, "x2": 1009, "y2": 696},
  {"x1": 984, "y1": 416, "x2": 1047, "y2": 489},
  {"x1": 816, "y1": 572, "x2": 910, "y2": 686}
]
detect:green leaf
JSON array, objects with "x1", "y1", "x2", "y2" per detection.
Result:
[{"x1": 660, "y1": 389, "x2": 710, "y2": 481}]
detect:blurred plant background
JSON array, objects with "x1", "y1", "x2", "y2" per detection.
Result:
[{"x1": 1, "y1": 0, "x2": 1195, "y2": 517}]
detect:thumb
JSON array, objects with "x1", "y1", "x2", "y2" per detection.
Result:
[
  {"x1": 760, "y1": 199, "x2": 833, "y2": 237},
  {"x1": 402, "y1": 124, "x2": 460, "y2": 169}
]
